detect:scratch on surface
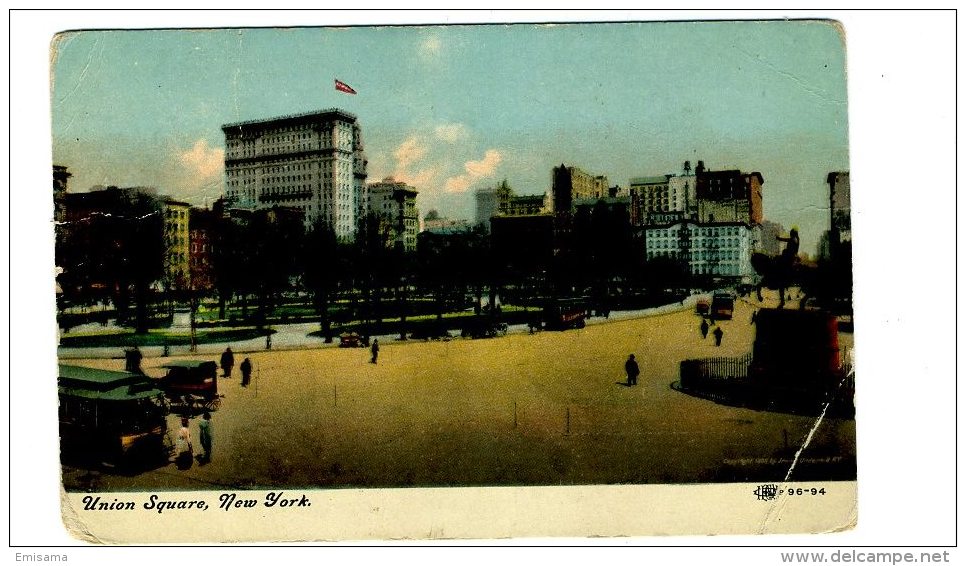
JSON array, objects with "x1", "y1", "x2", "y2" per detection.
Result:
[
  {"x1": 55, "y1": 34, "x2": 103, "y2": 108},
  {"x1": 733, "y1": 44, "x2": 845, "y2": 107},
  {"x1": 230, "y1": 30, "x2": 243, "y2": 120},
  {"x1": 757, "y1": 352, "x2": 855, "y2": 534}
]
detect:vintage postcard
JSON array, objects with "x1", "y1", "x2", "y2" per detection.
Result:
[{"x1": 51, "y1": 20, "x2": 855, "y2": 542}]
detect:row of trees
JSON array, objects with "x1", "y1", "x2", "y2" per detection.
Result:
[
  {"x1": 56, "y1": 192, "x2": 164, "y2": 334},
  {"x1": 57, "y1": 198, "x2": 851, "y2": 338}
]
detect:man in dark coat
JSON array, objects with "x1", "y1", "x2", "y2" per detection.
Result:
[
  {"x1": 713, "y1": 326, "x2": 724, "y2": 347},
  {"x1": 240, "y1": 357, "x2": 252, "y2": 387},
  {"x1": 370, "y1": 339, "x2": 379, "y2": 364},
  {"x1": 624, "y1": 354, "x2": 640, "y2": 386},
  {"x1": 700, "y1": 319, "x2": 709, "y2": 339},
  {"x1": 220, "y1": 347, "x2": 235, "y2": 377}
]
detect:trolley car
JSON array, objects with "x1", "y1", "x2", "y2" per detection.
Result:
[{"x1": 58, "y1": 364, "x2": 169, "y2": 466}]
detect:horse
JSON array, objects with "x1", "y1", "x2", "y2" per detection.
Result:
[{"x1": 750, "y1": 252, "x2": 817, "y2": 309}]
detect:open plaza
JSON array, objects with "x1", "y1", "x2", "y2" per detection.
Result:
[{"x1": 60, "y1": 292, "x2": 855, "y2": 492}]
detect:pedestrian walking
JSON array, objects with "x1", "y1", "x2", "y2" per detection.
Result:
[
  {"x1": 265, "y1": 332, "x2": 272, "y2": 350},
  {"x1": 240, "y1": 357, "x2": 252, "y2": 387},
  {"x1": 175, "y1": 417, "x2": 193, "y2": 470},
  {"x1": 700, "y1": 319, "x2": 709, "y2": 339},
  {"x1": 713, "y1": 326, "x2": 724, "y2": 347},
  {"x1": 624, "y1": 354, "x2": 640, "y2": 386},
  {"x1": 198, "y1": 412, "x2": 212, "y2": 463},
  {"x1": 370, "y1": 338, "x2": 380, "y2": 364},
  {"x1": 220, "y1": 347, "x2": 235, "y2": 377}
]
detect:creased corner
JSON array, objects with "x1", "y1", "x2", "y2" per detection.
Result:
[{"x1": 60, "y1": 488, "x2": 106, "y2": 545}]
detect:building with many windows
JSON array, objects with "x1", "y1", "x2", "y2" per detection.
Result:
[
  {"x1": 161, "y1": 199, "x2": 191, "y2": 291},
  {"x1": 628, "y1": 162, "x2": 766, "y2": 280},
  {"x1": 476, "y1": 179, "x2": 549, "y2": 232},
  {"x1": 551, "y1": 164, "x2": 609, "y2": 215},
  {"x1": 629, "y1": 174, "x2": 696, "y2": 225},
  {"x1": 367, "y1": 177, "x2": 420, "y2": 252},
  {"x1": 222, "y1": 108, "x2": 368, "y2": 239},
  {"x1": 188, "y1": 207, "x2": 218, "y2": 293},
  {"x1": 644, "y1": 220, "x2": 762, "y2": 279},
  {"x1": 695, "y1": 167, "x2": 764, "y2": 225}
]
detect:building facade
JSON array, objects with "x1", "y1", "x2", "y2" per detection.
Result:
[
  {"x1": 695, "y1": 168, "x2": 764, "y2": 225},
  {"x1": 423, "y1": 215, "x2": 471, "y2": 234},
  {"x1": 502, "y1": 194, "x2": 545, "y2": 216},
  {"x1": 645, "y1": 220, "x2": 762, "y2": 279},
  {"x1": 188, "y1": 207, "x2": 218, "y2": 293},
  {"x1": 628, "y1": 173, "x2": 696, "y2": 226},
  {"x1": 626, "y1": 162, "x2": 768, "y2": 280},
  {"x1": 827, "y1": 171, "x2": 851, "y2": 244},
  {"x1": 474, "y1": 187, "x2": 499, "y2": 230},
  {"x1": 222, "y1": 108, "x2": 368, "y2": 239},
  {"x1": 367, "y1": 178, "x2": 420, "y2": 253},
  {"x1": 162, "y1": 200, "x2": 191, "y2": 291},
  {"x1": 551, "y1": 164, "x2": 608, "y2": 215}
]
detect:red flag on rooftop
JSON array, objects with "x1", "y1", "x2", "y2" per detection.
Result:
[{"x1": 335, "y1": 79, "x2": 357, "y2": 94}]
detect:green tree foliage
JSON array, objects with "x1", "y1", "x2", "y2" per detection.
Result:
[
  {"x1": 245, "y1": 208, "x2": 305, "y2": 328},
  {"x1": 353, "y1": 212, "x2": 394, "y2": 336},
  {"x1": 301, "y1": 219, "x2": 341, "y2": 342},
  {"x1": 56, "y1": 190, "x2": 164, "y2": 334}
]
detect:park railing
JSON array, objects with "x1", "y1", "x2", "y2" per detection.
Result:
[{"x1": 680, "y1": 352, "x2": 753, "y2": 388}]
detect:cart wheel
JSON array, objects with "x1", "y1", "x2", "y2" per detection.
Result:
[{"x1": 207, "y1": 397, "x2": 221, "y2": 412}]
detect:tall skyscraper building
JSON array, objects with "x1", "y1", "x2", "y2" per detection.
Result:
[{"x1": 222, "y1": 108, "x2": 368, "y2": 240}]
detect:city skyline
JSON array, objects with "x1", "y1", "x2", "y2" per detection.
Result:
[{"x1": 51, "y1": 21, "x2": 849, "y2": 253}]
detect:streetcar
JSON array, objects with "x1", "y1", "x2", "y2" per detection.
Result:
[
  {"x1": 58, "y1": 364, "x2": 169, "y2": 466},
  {"x1": 543, "y1": 297, "x2": 590, "y2": 330}
]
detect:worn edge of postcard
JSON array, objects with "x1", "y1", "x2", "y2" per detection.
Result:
[
  {"x1": 50, "y1": 20, "x2": 856, "y2": 544},
  {"x1": 60, "y1": 481, "x2": 857, "y2": 543}
]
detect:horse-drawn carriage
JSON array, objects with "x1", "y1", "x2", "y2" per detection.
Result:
[
  {"x1": 460, "y1": 316, "x2": 508, "y2": 339},
  {"x1": 156, "y1": 360, "x2": 221, "y2": 415}
]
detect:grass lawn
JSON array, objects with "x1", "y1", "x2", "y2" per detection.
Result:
[{"x1": 58, "y1": 327, "x2": 275, "y2": 348}]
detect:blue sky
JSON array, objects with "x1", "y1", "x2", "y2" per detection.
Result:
[{"x1": 51, "y1": 20, "x2": 849, "y2": 253}]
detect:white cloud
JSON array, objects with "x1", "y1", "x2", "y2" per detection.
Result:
[
  {"x1": 434, "y1": 123, "x2": 468, "y2": 143},
  {"x1": 179, "y1": 139, "x2": 224, "y2": 180},
  {"x1": 380, "y1": 128, "x2": 503, "y2": 200},
  {"x1": 465, "y1": 149, "x2": 503, "y2": 177},
  {"x1": 445, "y1": 149, "x2": 504, "y2": 193},
  {"x1": 395, "y1": 167, "x2": 439, "y2": 190},
  {"x1": 393, "y1": 136, "x2": 428, "y2": 171},
  {"x1": 443, "y1": 175, "x2": 473, "y2": 194},
  {"x1": 390, "y1": 135, "x2": 439, "y2": 189}
]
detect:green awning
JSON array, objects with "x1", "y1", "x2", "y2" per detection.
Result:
[
  {"x1": 58, "y1": 384, "x2": 164, "y2": 401},
  {"x1": 58, "y1": 365, "x2": 163, "y2": 400}
]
